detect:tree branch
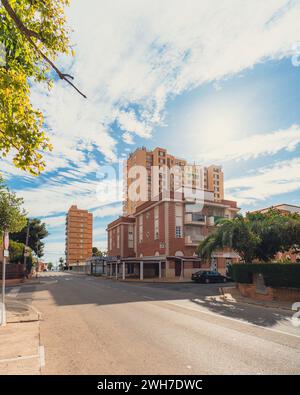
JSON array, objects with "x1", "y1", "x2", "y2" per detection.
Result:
[
  {"x1": 1, "y1": 0, "x2": 87, "y2": 98},
  {"x1": 0, "y1": 128, "x2": 22, "y2": 152}
]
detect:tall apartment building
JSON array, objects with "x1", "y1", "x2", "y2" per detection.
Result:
[
  {"x1": 123, "y1": 147, "x2": 224, "y2": 215},
  {"x1": 107, "y1": 147, "x2": 238, "y2": 280},
  {"x1": 65, "y1": 205, "x2": 93, "y2": 267}
]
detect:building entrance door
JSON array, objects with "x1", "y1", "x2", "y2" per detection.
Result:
[{"x1": 175, "y1": 260, "x2": 181, "y2": 277}]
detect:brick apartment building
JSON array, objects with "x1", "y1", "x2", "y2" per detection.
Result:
[
  {"x1": 107, "y1": 147, "x2": 239, "y2": 280},
  {"x1": 65, "y1": 205, "x2": 93, "y2": 268},
  {"x1": 123, "y1": 146, "x2": 224, "y2": 216}
]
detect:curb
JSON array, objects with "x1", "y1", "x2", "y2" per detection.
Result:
[
  {"x1": 6, "y1": 299, "x2": 42, "y2": 324},
  {"x1": 103, "y1": 277, "x2": 193, "y2": 284},
  {"x1": 5, "y1": 280, "x2": 42, "y2": 288},
  {"x1": 219, "y1": 287, "x2": 293, "y2": 312}
]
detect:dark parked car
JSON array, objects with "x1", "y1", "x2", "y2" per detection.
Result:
[{"x1": 191, "y1": 270, "x2": 228, "y2": 283}]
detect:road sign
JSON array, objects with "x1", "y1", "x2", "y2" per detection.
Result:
[
  {"x1": 3, "y1": 232, "x2": 9, "y2": 250},
  {"x1": 3, "y1": 250, "x2": 9, "y2": 258},
  {"x1": 24, "y1": 246, "x2": 30, "y2": 257}
]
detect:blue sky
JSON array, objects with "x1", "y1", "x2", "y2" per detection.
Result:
[{"x1": 1, "y1": 0, "x2": 300, "y2": 264}]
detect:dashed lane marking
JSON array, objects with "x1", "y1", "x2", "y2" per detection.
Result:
[{"x1": 8, "y1": 288, "x2": 20, "y2": 298}]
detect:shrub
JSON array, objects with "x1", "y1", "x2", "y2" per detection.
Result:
[{"x1": 231, "y1": 263, "x2": 300, "y2": 289}]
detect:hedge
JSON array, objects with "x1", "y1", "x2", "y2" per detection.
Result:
[{"x1": 231, "y1": 264, "x2": 300, "y2": 289}]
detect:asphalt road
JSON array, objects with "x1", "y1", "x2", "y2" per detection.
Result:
[{"x1": 14, "y1": 272, "x2": 300, "y2": 374}]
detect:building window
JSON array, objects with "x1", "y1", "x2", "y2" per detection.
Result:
[
  {"x1": 128, "y1": 225, "x2": 134, "y2": 248},
  {"x1": 117, "y1": 227, "x2": 120, "y2": 249},
  {"x1": 154, "y1": 206, "x2": 159, "y2": 239},
  {"x1": 109, "y1": 230, "x2": 112, "y2": 250},
  {"x1": 175, "y1": 203, "x2": 183, "y2": 238},
  {"x1": 175, "y1": 226, "x2": 182, "y2": 238},
  {"x1": 139, "y1": 214, "x2": 143, "y2": 243}
]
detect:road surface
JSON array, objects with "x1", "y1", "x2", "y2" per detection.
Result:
[{"x1": 5, "y1": 272, "x2": 300, "y2": 374}]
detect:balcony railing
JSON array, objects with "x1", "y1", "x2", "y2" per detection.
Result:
[
  {"x1": 185, "y1": 235, "x2": 206, "y2": 246},
  {"x1": 184, "y1": 213, "x2": 206, "y2": 225}
]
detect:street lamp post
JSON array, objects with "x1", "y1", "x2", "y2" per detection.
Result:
[
  {"x1": 23, "y1": 220, "x2": 30, "y2": 277},
  {"x1": 1, "y1": 231, "x2": 9, "y2": 326}
]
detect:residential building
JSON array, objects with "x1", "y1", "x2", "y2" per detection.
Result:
[
  {"x1": 65, "y1": 205, "x2": 93, "y2": 268},
  {"x1": 107, "y1": 145, "x2": 239, "y2": 281},
  {"x1": 36, "y1": 261, "x2": 48, "y2": 272},
  {"x1": 253, "y1": 204, "x2": 300, "y2": 215},
  {"x1": 123, "y1": 147, "x2": 224, "y2": 216}
]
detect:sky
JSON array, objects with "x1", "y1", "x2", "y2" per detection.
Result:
[{"x1": 1, "y1": 0, "x2": 300, "y2": 264}]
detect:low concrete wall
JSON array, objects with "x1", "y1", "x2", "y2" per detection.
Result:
[{"x1": 237, "y1": 283, "x2": 300, "y2": 302}]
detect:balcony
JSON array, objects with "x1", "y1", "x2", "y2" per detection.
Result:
[
  {"x1": 206, "y1": 216, "x2": 226, "y2": 226},
  {"x1": 185, "y1": 213, "x2": 206, "y2": 225},
  {"x1": 185, "y1": 235, "x2": 205, "y2": 246}
]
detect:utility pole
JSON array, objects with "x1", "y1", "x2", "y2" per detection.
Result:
[
  {"x1": 23, "y1": 220, "x2": 30, "y2": 277},
  {"x1": 1, "y1": 231, "x2": 9, "y2": 326}
]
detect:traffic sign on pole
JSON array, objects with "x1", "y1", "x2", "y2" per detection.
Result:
[
  {"x1": 1, "y1": 231, "x2": 9, "y2": 326},
  {"x1": 4, "y1": 231, "x2": 9, "y2": 250}
]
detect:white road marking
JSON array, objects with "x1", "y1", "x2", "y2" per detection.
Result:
[
  {"x1": 0, "y1": 345, "x2": 45, "y2": 366},
  {"x1": 0, "y1": 354, "x2": 38, "y2": 364},
  {"x1": 8, "y1": 288, "x2": 20, "y2": 298},
  {"x1": 39, "y1": 346, "x2": 45, "y2": 368},
  {"x1": 166, "y1": 301, "x2": 300, "y2": 339},
  {"x1": 143, "y1": 295, "x2": 155, "y2": 300}
]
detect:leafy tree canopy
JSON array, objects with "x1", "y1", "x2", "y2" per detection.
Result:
[
  {"x1": 92, "y1": 247, "x2": 107, "y2": 257},
  {"x1": 0, "y1": 0, "x2": 85, "y2": 175},
  {"x1": 197, "y1": 209, "x2": 300, "y2": 263},
  {"x1": 8, "y1": 239, "x2": 31, "y2": 263},
  {"x1": 10, "y1": 217, "x2": 49, "y2": 257},
  {"x1": 0, "y1": 176, "x2": 27, "y2": 237}
]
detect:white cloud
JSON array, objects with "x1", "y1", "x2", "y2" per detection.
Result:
[
  {"x1": 3, "y1": 0, "x2": 300, "y2": 259},
  {"x1": 40, "y1": 203, "x2": 122, "y2": 230},
  {"x1": 25, "y1": 181, "x2": 120, "y2": 217},
  {"x1": 226, "y1": 157, "x2": 300, "y2": 205},
  {"x1": 43, "y1": 242, "x2": 65, "y2": 264},
  {"x1": 200, "y1": 124, "x2": 300, "y2": 163},
  {"x1": 92, "y1": 204, "x2": 122, "y2": 219},
  {"x1": 42, "y1": 215, "x2": 66, "y2": 229},
  {"x1": 27, "y1": 0, "x2": 300, "y2": 173}
]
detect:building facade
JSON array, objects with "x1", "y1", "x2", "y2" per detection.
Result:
[
  {"x1": 65, "y1": 205, "x2": 93, "y2": 268},
  {"x1": 107, "y1": 147, "x2": 239, "y2": 280},
  {"x1": 123, "y1": 146, "x2": 224, "y2": 216}
]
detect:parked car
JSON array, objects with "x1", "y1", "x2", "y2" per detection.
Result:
[{"x1": 191, "y1": 270, "x2": 228, "y2": 283}]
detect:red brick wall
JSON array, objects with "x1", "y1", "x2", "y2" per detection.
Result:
[
  {"x1": 236, "y1": 283, "x2": 300, "y2": 302},
  {"x1": 122, "y1": 224, "x2": 135, "y2": 257},
  {"x1": 168, "y1": 202, "x2": 185, "y2": 256},
  {"x1": 136, "y1": 202, "x2": 166, "y2": 256},
  {"x1": 108, "y1": 222, "x2": 135, "y2": 258}
]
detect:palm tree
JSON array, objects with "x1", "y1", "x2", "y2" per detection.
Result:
[{"x1": 197, "y1": 215, "x2": 260, "y2": 263}]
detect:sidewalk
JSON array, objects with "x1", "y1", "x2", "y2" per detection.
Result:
[
  {"x1": 6, "y1": 297, "x2": 41, "y2": 323},
  {"x1": 218, "y1": 286, "x2": 293, "y2": 311},
  {"x1": 0, "y1": 321, "x2": 42, "y2": 374},
  {"x1": 0, "y1": 297, "x2": 42, "y2": 375}
]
